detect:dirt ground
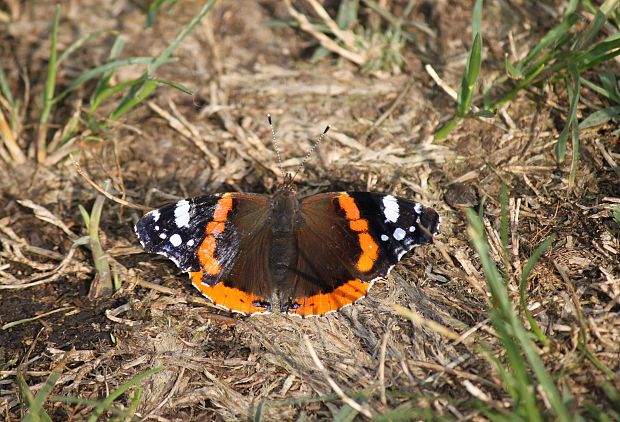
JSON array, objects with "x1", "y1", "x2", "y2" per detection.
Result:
[{"x1": 1, "y1": 0, "x2": 619, "y2": 420}]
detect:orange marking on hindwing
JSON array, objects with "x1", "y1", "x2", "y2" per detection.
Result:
[
  {"x1": 190, "y1": 272, "x2": 270, "y2": 314},
  {"x1": 196, "y1": 193, "x2": 233, "y2": 276},
  {"x1": 197, "y1": 236, "x2": 220, "y2": 275},
  {"x1": 288, "y1": 279, "x2": 370, "y2": 316},
  {"x1": 337, "y1": 193, "x2": 379, "y2": 273}
]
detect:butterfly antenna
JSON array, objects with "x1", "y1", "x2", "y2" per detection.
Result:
[
  {"x1": 268, "y1": 114, "x2": 285, "y2": 179},
  {"x1": 292, "y1": 125, "x2": 330, "y2": 182}
]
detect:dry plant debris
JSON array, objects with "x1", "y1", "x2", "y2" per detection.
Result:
[{"x1": 0, "y1": 1, "x2": 619, "y2": 420}]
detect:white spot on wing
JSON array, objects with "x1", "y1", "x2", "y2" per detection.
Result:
[
  {"x1": 381, "y1": 234, "x2": 389, "y2": 241},
  {"x1": 414, "y1": 203, "x2": 423, "y2": 214},
  {"x1": 187, "y1": 239, "x2": 195, "y2": 247},
  {"x1": 159, "y1": 233, "x2": 167, "y2": 239},
  {"x1": 382, "y1": 195, "x2": 399, "y2": 222},
  {"x1": 174, "y1": 200, "x2": 191, "y2": 228},
  {"x1": 151, "y1": 209, "x2": 160, "y2": 222},
  {"x1": 170, "y1": 233, "x2": 182, "y2": 247},
  {"x1": 393, "y1": 227, "x2": 406, "y2": 240},
  {"x1": 155, "y1": 225, "x2": 159, "y2": 231},
  {"x1": 409, "y1": 225, "x2": 415, "y2": 232}
]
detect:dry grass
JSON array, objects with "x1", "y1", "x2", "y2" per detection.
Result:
[{"x1": 1, "y1": 1, "x2": 619, "y2": 420}]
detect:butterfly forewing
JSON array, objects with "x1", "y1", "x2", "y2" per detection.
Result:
[{"x1": 135, "y1": 195, "x2": 223, "y2": 272}]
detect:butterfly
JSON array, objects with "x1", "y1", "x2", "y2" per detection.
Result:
[{"x1": 135, "y1": 117, "x2": 439, "y2": 316}]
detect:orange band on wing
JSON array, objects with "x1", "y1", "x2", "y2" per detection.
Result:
[
  {"x1": 213, "y1": 194, "x2": 233, "y2": 221},
  {"x1": 197, "y1": 236, "x2": 220, "y2": 275},
  {"x1": 287, "y1": 279, "x2": 371, "y2": 316},
  {"x1": 337, "y1": 193, "x2": 379, "y2": 273},
  {"x1": 206, "y1": 221, "x2": 225, "y2": 235},
  {"x1": 196, "y1": 194, "x2": 233, "y2": 276},
  {"x1": 338, "y1": 194, "x2": 361, "y2": 220},
  {"x1": 190, "y1": 272, "x2": 270, "y2": 315}
]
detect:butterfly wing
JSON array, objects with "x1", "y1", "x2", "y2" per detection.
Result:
[
  {"x1": 135, "y1": 193, "x2": 275, "y2": 315},
  {"x1": 284, "y1": 192, "x2": 439, "y2": 316}
]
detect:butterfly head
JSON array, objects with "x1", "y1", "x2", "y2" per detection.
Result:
[{"x1": 277, "y1": 172, "x2": 297, "y2": 194}]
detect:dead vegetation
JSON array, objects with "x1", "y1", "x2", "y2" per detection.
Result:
[{"x1": 1, "y1": 0, "x2": 619, "y2": 420}]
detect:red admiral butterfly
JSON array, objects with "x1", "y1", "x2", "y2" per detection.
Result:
[{"x1": 135, "y1": 118, "x2": 439, "y2": 317}]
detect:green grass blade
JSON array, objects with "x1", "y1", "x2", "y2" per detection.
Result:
[
  {"x1": 579, "y1": 345, "x2": 620, "y2": 381},
  {"x1": 433, "y1": 115, "x2": 460, "y2": 140},
  {"x1": 521, "y1": 13, "x2": 579, "y2": 68},
  {"x1": 125, "y1": 387, "x2": 143, "y2": 420},
  {"x1": 492, "y1": 314, "x2": 543, "y2": 421},
  {"x1": 576, "y1": 33, "x2": 620, "y2": 72},
  {"x1": 481, "y1": 347, "x2": 519, "y2": 403},
  {"x1": 468, "y1": 209, "x2": 572, "y2": 421},
  {"x1": 336, "y1": 0, "x2": 359, "y2": 29},
  {"x1": 566, "y1": 0, "x2": 579, "y2": 14},
  {"x1": 36, "y1": 4, "x2": 61, "y2": 162},
  {"x1": 599, "y1": 71, "x2": 620, "y2": 103},
  {"x1": 146, "y1": 0, "x2": 177, "y2": 28},
  {"x1": 87, "y1": 367, "x2": 162, "y2": 422},
  {"x1": 457, "y1": 33, "x2": 482, "y2": 116},
  {"x1": 466, "y1": 209, "x2": 511, "y2": 314},
  {"x1": 576, "y1": 10, "x2": 607, "y2": 49},
  {"x1": 556, "y1": 66, "x2": 580, "y2": 162},
  {"x1": 78, "y1": 204, "x2": 90, "y2": 227},
  {"x1": 17, "y1": 372, "x2": 39, "y2": 422},
  {"x1": 0, "y1": 63, "x2": 15, "y2": 107},
  {"x1": 579, "y1": 0, "x2": 620, "y2": 49},
  {"x1": 147, "y1": 0, "x2": 217, "y2": 76},
  {"x1": 53, "y1": 57, "x2": 168, "y2": 104},
  {"x1": 567, "y1": 63, "x2": 581, "y2": 185},
  {"x1": 90, "y1": 79, "x2": 138, "y2": 111},
  {"x1": 569, "y1": 115, "x2": 580, "y2": 186},
  {"x1": 580, "y1": 77, "x2": 620, "y2": 104},
  {"x1": 150, "y1": 78, "x2": 193, "y2": 95},
  {"x1": 109, "y1": 78, "x2": 158, "y2": 120},
  {"x1": 21, "y1": 369, "x2": 61, "y2": 422},
  {"x1": 471, "y1": 0, "x2": 483, "y2": 42},
  {"x1": 331, "y1": 404, "x2": 358, "y2": 422},
  {"x1": 254, "y1": 399, "x2": 266, "y2": 422},
  {"x1": 57, "y1": 30, "x2": 107, "y2": 66},
  {"x1": 86, "y1": 179, "x2": 113, "y2": 297},
  {"x1": 90, "y1": 35, "x2": 126, "y2": 110},
  {"x1": 519, "y1": 235, "x2": 555, "y2": 346},
  {"x1": 513, "y1": 320, "x2": 572, "y2": 421},
  {"x1": 492, "y1": 62, "x2": 546, "y2": 112},
  {"x1": 30, "y1": 372, "x2": 61, "y2": 421},
  {"x1": 467, "y1": 210, "x2": 543, "y2": 420},
  {"x1": 110, "y1": 0, "x2": 216, "y2": 120},
  {"x1": 614, "y1": 205, "x2": 620, "y2": 226},
  {"x1": 505, "y1": 57, "x2": 523, "y2": 79},
  {"x1": 499, "y1": 184, "x2": 510, "y2": 269}
]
